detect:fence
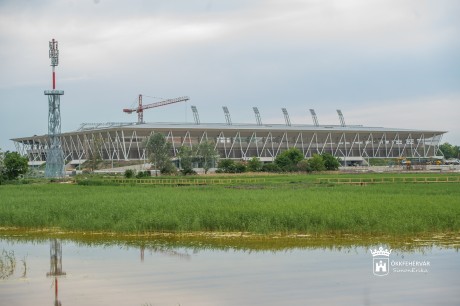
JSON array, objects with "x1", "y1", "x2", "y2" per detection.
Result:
[
  {"x1": 99, "y1": 178, "x2": 265, "y2": 186},
  {"x1": 317, "y1": 176, "x2": 460, "y2": 185}
]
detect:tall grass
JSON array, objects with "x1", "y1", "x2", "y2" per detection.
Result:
[{"x1": 0, "y1": 182, "x2": 459, "y2": 235}]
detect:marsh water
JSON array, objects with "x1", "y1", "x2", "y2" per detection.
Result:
[{"x1": 1, "y1": 234, "x2": 459, "y2": 306}]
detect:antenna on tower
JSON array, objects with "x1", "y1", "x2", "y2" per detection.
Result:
[
  {"x1": 282, "y1": 108, "x2": 291, "y2": 126},
  {"x1": 49, "y1": 39, "x2": 59, "y2": 89},
  {"x1": 222, "y1": 106, "x2": 232, "y2": 125},
  {"x1": 309, "y1": 109, "x2": 319, "y2": 126},
  {"x1": 337, "y1": 109, "x2": 346, "y2": 127},
  {"x1": 44, "y1": 38, "x2": 65, "y2": 178},
  {"x1": 253, "y1": 107, "x2": 262, "y2": 126},
  {"x1": 191, "y1": 105, "x2": 200, "y2": 125}
]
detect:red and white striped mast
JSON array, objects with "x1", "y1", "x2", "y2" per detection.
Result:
[{"x1": 49, "y1": 39, "x2": 59, "y2": 89}]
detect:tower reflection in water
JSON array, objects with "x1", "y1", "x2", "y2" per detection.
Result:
[{"x1": 46, "y1": 239, "x2": 66, "y2": 306}]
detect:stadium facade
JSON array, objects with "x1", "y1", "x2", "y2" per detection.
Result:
[{"x1": 11, "y1": 121, "x2": 446, "y2": 166}]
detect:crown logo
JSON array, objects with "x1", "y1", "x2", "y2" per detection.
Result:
[{"x1": 370, "y1": 246, "x2": 392, "y2": 257}]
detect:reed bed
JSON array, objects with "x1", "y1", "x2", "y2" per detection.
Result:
[{"x1": 0, "y1": 181, "x2": 459, "y2": 235}]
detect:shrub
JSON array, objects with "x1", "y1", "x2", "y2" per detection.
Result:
[
  {"x1": 297, "y1": 159, "x2": 312, "y2": 172},
  {"x1": 161, "y1": 162, "x2": 177, "y2": 175},
  {"x1": 275, "y1": 148, "x2": 304, "y2": 172},
  {"x1": 136, "y1": 171, "x2": 151, "y2": 179},
  {"x1": 180, "y1": 168, "x2": 197, "y2": 176},
  {"x1": 321, "y1": 153, "x2": 341, "y2": 170},
  {"x1": 124, "y1": 169, "x2": 135, "y2": 178},
  {"x1": 217, "y1": 159, "x2": 247, "y2": 173},
  {"x1": 261, "y1": 163, "x2": 281, "y2": 173},
  {"x1": 247, "y1": 157, "x2": 263, "y2": 172},
  {"x1": 234, "y1": 161, "x2": 247, "y2": 173},
  {"x1": 309, "y1": 154, "x2": 326, "y2": 172},
  {"x1": 217, "y1": 159, "x2": 236, "y2": 173}
]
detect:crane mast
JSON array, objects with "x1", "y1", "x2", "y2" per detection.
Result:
[{"x1": 123, "y1": 95, "x2": 190, "y2": 124}]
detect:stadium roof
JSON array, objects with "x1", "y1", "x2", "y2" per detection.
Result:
[{"x1": 11, "y1": 121, "x2": 447, "y2": 142}]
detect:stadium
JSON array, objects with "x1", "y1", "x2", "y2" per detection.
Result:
[
  {"x1": 11, "y1": 109, "x2": 446, "y2": 168},
  {"x1": 10, "y1": 40, "x2": 447, "y2": 171}
]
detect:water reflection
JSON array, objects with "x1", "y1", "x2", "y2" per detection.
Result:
[
  {"x1": 0, "y1": 233, "x2": 459, "y2": 306},
  {"x1": 0, "y1": 249, "x2": 27, "y2": 280},
  {"x1": 46, "y1": 239, "x2": 66, "y2": 306},
  {"x1": 0, "y1": 249, "x2": 16, "y2": 279},
  {"x1": 140, "y1": 245, "x2": 191, "y2": 262}
]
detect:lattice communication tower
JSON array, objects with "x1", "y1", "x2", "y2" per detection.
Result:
[{"x1": 44, "y1": 39, "x2": 65, "y2": 177}]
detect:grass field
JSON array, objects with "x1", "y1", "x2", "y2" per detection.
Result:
[{"x1": 1, "y1": 173, "x2": 459, "y2": 236}]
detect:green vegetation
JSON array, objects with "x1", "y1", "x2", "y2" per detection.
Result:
[
  {"x1": 145, "y1": 134, "x2": 219, "y2": 175},
  {"x1": 195, "y1": 141, "x2": 219, "y2": 174},
  {"x1": 0, "y1": 149, "x2": 4, "y2": 184},
  {"x1": 247, "y1": 157, "x2": 263, "y2": 172},
  {"x1": 216, "y1": 159, "x2": 247, "y2": 173},
  {"x1": 274, "y1": 148, "x2": 304, "y2": 171},
  {"x1": 308, "y1": 154, "x2": 326, "y2": 171},
  {"x1": 321, "y1": 153, "x2": 341, "y2": 170},
  {"x1": 145, "y1": 133, "x2": 176, "y2": 175},
  {"x1": 0, "y1": 150, "x2": 28, "y2": 183},
  {"x1": 0, "y1": 174, "x2": 459, "y2": 236},
  {"x1": 84, "y1": 135, "x2": 103, "y2": 171},
  {"x1": 177, "y1": 146, "x2": 195, "y2": 175},
  {"x1": 216, "y1": 149, "x2": 340, "y2": 174},
  {"x1": 439, "y1": 142, "x2": 460, "y2": 159},
  {"x1": 124, "y1": 169, "x2": 135, "y2": 178}
]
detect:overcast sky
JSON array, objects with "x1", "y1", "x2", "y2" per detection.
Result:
[{"x1": 1, "y1": 0, "x2": 459, "y2": 151}]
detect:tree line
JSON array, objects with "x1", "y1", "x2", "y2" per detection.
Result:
[
  {"x1": 216, "y1": 148, "x2": 341, "y2": 174},
  {"x1": 135, "y1": 133, "x2": 341, "y2": 176},
  {"x1": 439, "y1": 143, "x2": 460, "y2": 159},
  {"x1": 143, "y1": 133, "x2": 219, "y2": 176}
]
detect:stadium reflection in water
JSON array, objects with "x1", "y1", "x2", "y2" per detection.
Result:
[{"x1": 0, "y1": 236, "x2": 459, "y2": 305}]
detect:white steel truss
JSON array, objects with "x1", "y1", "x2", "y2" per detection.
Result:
[{"x1": 13, "y1": 127, "x2": 445, "y2": 164}]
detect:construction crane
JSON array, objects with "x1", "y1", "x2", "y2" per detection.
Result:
[{"x1": 123, "y1": 94, "x2": 190, "y2": 124}]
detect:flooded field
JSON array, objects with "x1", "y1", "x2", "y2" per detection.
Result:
[{"x1": 1, "y1": 233, "x2": 459, "y2": 306}]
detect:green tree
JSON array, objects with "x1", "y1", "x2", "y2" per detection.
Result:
[
  {"x1": 160, "y1": 162, "x2": 177, "y2": 175},
  {"x1": 439, "y1": 142, "x2": 460, "y2": 159},
  {"x1": 275, "y1": 148, "x2": 304, "y2": 171},
  {"x1": 321, "y1": 153, "x2": 341, "y2": 170},
  {"x1": 247, "y1": 157, "x2": 263, "y2": 172},
  {"x1": 196, "y1": 141, "x2": 219, "y2": 174},
  {"x1": 3, "y1": 151, "x2": 29, "y2": 180},
  {"x1": 86, "y1": 136, "x2": 103, "y2": 171},
  {"x1": 178, "y1": 146, "x2": 195, "y2": 175},
  {"x1": 145, "y1": 133, "x2": 174, "y2": 175},
  {"x1": 0, "y1": 148, "x2": 5, "y2": 184},
  {"x1": 309, "y1": 154, "x2": 326, "y2": 172}
]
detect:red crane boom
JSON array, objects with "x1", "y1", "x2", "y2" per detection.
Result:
[{"x1": 123, "y1": 94, "x2": 190, "y2": 124}]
